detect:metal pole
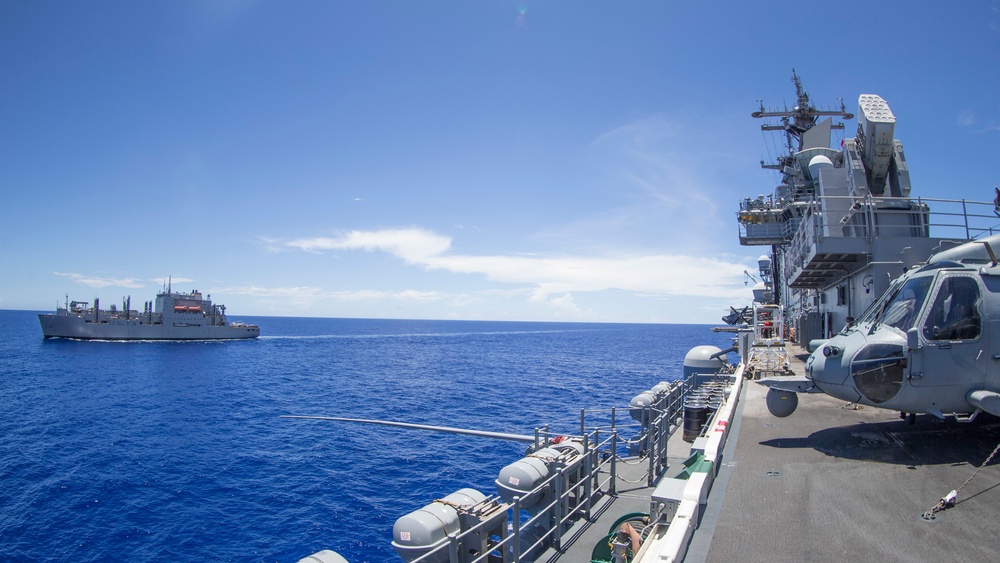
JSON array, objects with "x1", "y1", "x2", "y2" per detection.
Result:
[
  {"x1": 553, "y1": 467, "x2": 564, "y2": 550},
  {"x1": 581, "y1": 409, "x2": 592, "y2": 520},
  {"x1": 963, "y1": 199, "x2": 970, "y2": 239},
  {"x1": 610, "y1": 407, "x2": 618, "y2": 496},
  {"x1": 658, "y1": 411, "x2": 668, "y2": 473},
  {"x1": 592, "y1": 426, "x2": 601, "y2": 494},
  {"x1": 647, "y1": 412, "x2": 655, "y2": 486},
  {"x1": 512, "y1": 496, "x2": 522, "y2": 561},
  {"x1": 448, "y1": 532, "x2": 459, "y2": 563},
  {"x1": 499, "y1": 509, "x2": 511, "y2": 563}
]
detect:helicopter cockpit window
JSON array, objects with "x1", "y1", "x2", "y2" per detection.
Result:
[
  {"x1": 858, "y1": 278, "x2": 904, "y2": 325},
  {"x1": 923, "y1": 276, "x2": 981, "y2": 341},
  {"x1": 880, "y1": 276, "x2": 933, "y2": 333}
]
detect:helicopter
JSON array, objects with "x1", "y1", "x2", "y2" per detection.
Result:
[{"x1": 760, "y1": 232, "x2": 1000, "y2": 422}]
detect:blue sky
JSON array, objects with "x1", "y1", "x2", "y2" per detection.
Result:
[{"x1": 2, "y1": 1, "x2": 998, "y2": 323}]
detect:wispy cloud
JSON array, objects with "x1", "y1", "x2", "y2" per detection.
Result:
[
  {"x1": 956, "y1": 110, "x2": 1000, "y2": 133},
  {"x1": 580, "y1": 112, "x2": 747, "y2": 252},
  {"x1": 211, "y1": 285, "x2": 324, "y2": 299},
  {"x1": 272, "y1": 113, "x2": 756, "y2": 319},
  {"x1": 282, "y1": 227, "x2": 749, "y2": 308},
  {"x1": 51, "y1": 273, "x2": 198, "y2": 291},
  {"x1": 957, "y1": 110, "x2": 977, "y2": 127},
  {"x1": 287, "y1": 228, "x2": 452, "y2": 262},
  {"x1": 152, "y1": 276, "x2": 195, "y2": 285},
  {"x1": 215, "y1": 285, "x2": 450, "y2": 304},
  {"x1": 52, "y1": 272, "x2": 146, "y2": 289}
]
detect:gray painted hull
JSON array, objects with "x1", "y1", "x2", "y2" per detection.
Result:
[{"x1": 38, "y1": 313, "x2": 259, "y2": 340}]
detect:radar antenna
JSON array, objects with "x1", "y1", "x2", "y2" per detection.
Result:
[{"x1": 752, "y1": 69, "x2": 854, "y2": 171}]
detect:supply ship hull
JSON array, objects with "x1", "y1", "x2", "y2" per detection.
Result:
[{"x1": 39, "y1": 287, "x2": 259, "y2": 340}]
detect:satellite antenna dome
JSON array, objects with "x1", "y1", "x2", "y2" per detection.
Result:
[
  {"x1": 758, "y1": 255, "x2": 772, "y2": 280},
  {"x1": 752, "y1": 282, "x2": 771, "y2": 303},
  {"x1": 808, "y1": 154, "x2": 834, "y2": 181}
]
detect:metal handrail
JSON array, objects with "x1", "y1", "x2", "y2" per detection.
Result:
[
  {"x1": 774, "y1": 196, "x2": 999, "y2": 291},
  {"x1": 740, "y1": 195, "x2": 998, "y2": 249},
  {"x1": 406, "y1": 373, "x2": 706, "y2": 563}
]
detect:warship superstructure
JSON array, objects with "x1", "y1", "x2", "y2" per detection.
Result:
[
  {"x1": 39, "y1": 284, "x2": 259, "y2": 340},
  {"x1": 738, "y1": 71, "x2": 997, "y2": 345}
]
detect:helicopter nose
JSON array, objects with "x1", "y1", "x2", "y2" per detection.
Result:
[
  {"x1": 848, "y1": 341, "x2": 906, "y2": 404},
  {"x1": 806, "y1": 340, "x2": 852, "y2": 386},
  {"x1": 807, "y1": 331, "x2": 907, "y2": 405}
]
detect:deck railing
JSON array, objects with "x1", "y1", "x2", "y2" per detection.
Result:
[
  {"x1": 404, "y1": 369, "x2": 731, "y2": 563},
  {"x1": 740, "y1": 195, "x2": 999, "y2": 250}
]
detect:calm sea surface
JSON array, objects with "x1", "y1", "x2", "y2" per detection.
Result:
[{"x1": 0, "y1": 310, "x2": 732, "y2": 562}]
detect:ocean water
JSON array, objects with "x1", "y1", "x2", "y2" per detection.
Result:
[{"x1": 0, "y1": 310, "x2": 733, "y2": 562}]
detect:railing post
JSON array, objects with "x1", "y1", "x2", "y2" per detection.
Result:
[
  {"x1": 963, "y1": 199, "x2": 970, "y2": 239},
  {"x1": 610, "y1": 407, "x2": 617, "y2": 496},
  {"x1": 581, "y1": 409, "x2": 592, "y2": 520},
  {"x1": 592, "y1": 426, "x2": 601, "y2": 494},
  {"x1": 647, "y1": 413, "x2": 656, "y2": 486},
  {"x1": 659, "y1": 410, "x2": 669, "y2": 473},
  {"x1": 553, "y1": 467, "x2": 565, "y2": 550},
  {"x1": 500, "y1": 508, "x2": 511, "y2": 563},
  {"x1": 447, "y1": 532, "x2": 459, "y2": 563},
  {"x1": 512, "y1": 496, "x2": 522, "y2": 561}
]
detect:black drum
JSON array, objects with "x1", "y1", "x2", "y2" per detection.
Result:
[{"x1": 682, "y1": 400, "x2": 708, "y2": 442}]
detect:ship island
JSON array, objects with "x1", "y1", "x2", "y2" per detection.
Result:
[{"x1": 38, "y1": 282, "x2": 259, "y2": 340}]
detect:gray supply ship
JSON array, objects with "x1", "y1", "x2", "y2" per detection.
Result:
[
  {"x1": 294, "y1": 73, "x2": 1000, "y2": 563},
  {"x1": 39, "y1": 283, "x2": 259, "y2": 340}
]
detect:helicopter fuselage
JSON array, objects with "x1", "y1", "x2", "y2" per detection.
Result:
[{"x1": 762, "y1": 235, "x2": 1000, "y2": 420}]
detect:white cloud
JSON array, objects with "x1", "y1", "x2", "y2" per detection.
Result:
[
  {"x1": 216, "y1": 285, "x2": 450, "y2": 304},
  {"x1": 283, "y1": 228, "x2": 750, "y2": 304},
  {"x1": 328, "y1": 289, "x2": 448, "y2": 302},
  {"x1": 956, "y1": 110, "x2": 1000, "y2": 133},
  {"x1": 213, "y1": 285, "x2": 325, "y2": 299},
  {"x1": 269, "y1": 114, "x2": 758, "y2": 320},
  {"x1": 52, "y1": 272, "x2": 146, "y2": 289},
  {"x1": 545, "y1": 293, "x2": 589, "y2": 318},
  {"x1": 561, "y1": 112, "x2": 751, "y2": 256},
  {"x1": 257, "y1": 236, "x2": 287, "y2": 253},
  {"x1": 287, "y1": 228, "x2": 452, "y2": 263},
  {"x1": 152, "y1": 276, "x2": 195, "y2": 285}
]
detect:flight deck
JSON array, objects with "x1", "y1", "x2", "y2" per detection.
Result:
[{"x1": 698, "y1": 349, "x2": 1000, "y2": 562}]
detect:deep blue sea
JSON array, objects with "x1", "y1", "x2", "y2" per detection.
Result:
[{"x1": 0, "y1": 310, "x2": 732, "y2": 562}]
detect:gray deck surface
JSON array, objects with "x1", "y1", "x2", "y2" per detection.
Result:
[{"x1": 696, "y1": 349, "x2": 1000, "y2": 562}]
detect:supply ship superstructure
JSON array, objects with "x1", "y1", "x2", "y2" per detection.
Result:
[{"x1": 39, "y1": 285, "x2": 259, "y2": 340}]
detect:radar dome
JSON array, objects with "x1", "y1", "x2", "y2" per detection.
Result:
[
  {"x1": 808, "y1": 154, "x2": 834, "y2": 181},
  {"x1": 683, "y1": 345, "x2": 725, "y2": 379}
]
